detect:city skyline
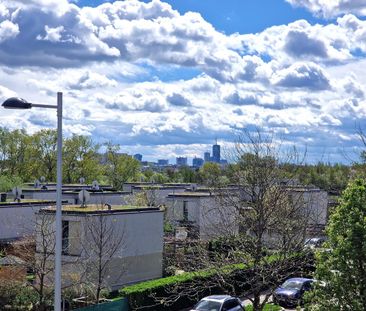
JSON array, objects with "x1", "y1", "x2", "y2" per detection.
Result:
[{"x1": 0, "y1": 0, "x2": 366, "y2": 163}]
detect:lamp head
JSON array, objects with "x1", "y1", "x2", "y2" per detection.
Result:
[{"x1": 2, "y1": 97, "x2": 32, "y2": 109}]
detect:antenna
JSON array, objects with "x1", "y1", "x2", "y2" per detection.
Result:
[
  {"x1": 78, "y1": 190, "x2": 90, "y2": 208},
  {"x1": 34, "y1": 179, "x2": 41, "y2": 188},
  {"x1": 12, "y1": 187, "x2": 22, "y2": 203}
]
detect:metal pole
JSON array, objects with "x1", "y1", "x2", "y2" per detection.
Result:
[{"x1": 54, "y1": 92, "x2": 63, "y2": 311}]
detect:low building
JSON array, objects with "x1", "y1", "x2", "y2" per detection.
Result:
[
  {"x1": 19, "y1": 188, "x2": 129, "y2": 206},
  {"x1": 37, "y1": 204, "x2": 164, "y2": 290},
  {"x1": 166, "y1": 192, "x2": 239, "y2": 240},
  {"x1": 0, "y1": 200, "x2": 59, "y2": 243}
]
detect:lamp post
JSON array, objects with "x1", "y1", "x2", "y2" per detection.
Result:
[{"x1": 2, "y1": 93, "x2": 63, "y2": 311}]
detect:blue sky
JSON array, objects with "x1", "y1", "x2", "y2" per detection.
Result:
[
  {"x1": 1, "y1": 0, "x2": 366, "y2": 164},
  {"x1": 78, "y1": 0, "x2": 322, "y2": 34}
]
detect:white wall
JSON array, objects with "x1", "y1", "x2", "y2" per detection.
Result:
[{"x1": 0, "y1": 204, "x2": 43, "y2": 241}]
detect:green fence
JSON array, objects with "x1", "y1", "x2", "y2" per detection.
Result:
[{"x1": 74, "y1": 298, "x2": 129, "y2": 311}]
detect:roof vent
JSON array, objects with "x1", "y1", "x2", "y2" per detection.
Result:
[{"x1": 78, "y1": 190, "x2": 90, "y2": 208}]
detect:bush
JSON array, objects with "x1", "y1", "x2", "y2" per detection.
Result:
[
  {"x1": 0, "y1": 282, "x2": 39, "y2": 310},
  {"x1": 120, "y1": 254, "x2": 310, "y2": 311}
]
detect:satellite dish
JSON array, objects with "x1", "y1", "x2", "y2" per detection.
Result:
[
  {"x1": 79, "y1": 177, "x2": 85, "y2": 184},
  {"x1": 34, "y1": 179, "x2": 41, "y2": 188},
  {"x1": 91, "y1": 180, "x2": 100, "y2": 190},
  {"x1": 40, "y1": 176, "x2": 46, "y2": 183},
  {"x1": 12, "y1": 187, "x2": 22, "y2": 202},
  {"x1": 78, "y1": 190, "x2": 90, "y2": 207}
]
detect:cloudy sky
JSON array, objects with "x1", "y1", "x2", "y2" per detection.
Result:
[{"x1": 1, "y1": 0, "x2": 366, "y2": 163}]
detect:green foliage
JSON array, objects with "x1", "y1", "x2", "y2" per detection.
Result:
[
  {"x1": 63, "y1": 134, "x2": 102, "y2": 183},
  {"x1": 0, "y1": 282, "x2": 40, "y2": 310},
  {"x1": 199, "y1": 162, "x2": 221, "y2": 187},
  {"x1": 306, "y1": 179, "x2": 366, "y2": 310},
  {"x1": 0, "y1": 175, "x2": 23, "y2": 192},
  {"x1": 105, "y1": 143, "x2": 140, "y2": 190},
  {"x1": 245, "y1": 304, "x2": 282, "y2": 311},
  {"x1": 120, "y1": 254, "x2": 307, "y2": 311}
]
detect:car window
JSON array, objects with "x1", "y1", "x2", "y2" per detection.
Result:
[
  {"x1": 303, "y1": 282, "x2": 312, "y2": 291},
  {"x1": 194, "y1": 300, "x2": 221, "y2": 311},
  {"x1": 222, "y1": 299, "x2": 240, "y2": 310},
  {"x1": 282, "y1": 280, "x2": 303, "y2": 290}
]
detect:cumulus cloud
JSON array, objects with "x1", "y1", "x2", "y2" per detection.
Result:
[
  {"x1": 0, "y1": 0, "x2": 365, "y2": 163},
  {"x1": 273, "y1": 62, "x2": 331, "y2": 90},
  {"x1": 286, "y1": 0, "x2": 366, "y2": 18},
  {"x1": 167, "y1": 93, "x2": 191, "y2": 106}
]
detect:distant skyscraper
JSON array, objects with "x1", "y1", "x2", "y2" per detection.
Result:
[
  {"x1": 192, "y1": 157, "x2": 204, "y2": 167},
  {"x1": 134, "y1": 154, "x2": 142, "y2": 162},
  {"x1": 212, "y1": 142, "x2": 220, "y2": 163},
  {"x1": 204, "y1": 152, "x2": 211, "y2": 162},
  {"x1": 176, "y1": 157, "x2": 188, "y2": 166},
  {"x1": 158, "y1": 159, "x2": 169, "y2": 166}
]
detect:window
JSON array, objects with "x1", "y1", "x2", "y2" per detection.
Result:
[
  {"x1": 62, "y1": 220, "x2": 69, "y2": 255},
  {"x1": 183, "y1": 201, "x2": 188, "y2": 221},
  {"x1": 222, "y1": 299, "x2": 240, "y2": 309}
]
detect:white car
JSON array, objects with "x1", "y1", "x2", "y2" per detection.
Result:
[{"x1": 190, "y1": 295, "x2": 244, "y2": 311}]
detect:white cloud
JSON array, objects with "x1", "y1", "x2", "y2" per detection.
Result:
[
  {"x1": 0, "y1": 0, "x2": 365, "y2": 163},
  {"x1": 286, "y1": 0, "x2": 366, "y2": 18}
]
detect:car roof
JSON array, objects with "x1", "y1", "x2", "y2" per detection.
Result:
[
  {"x1": 203, "y1": 295, "x2": 234, "y2": 302},
  {"x1": 285, "y1": 277, "x2": 313, "y2": 283}
]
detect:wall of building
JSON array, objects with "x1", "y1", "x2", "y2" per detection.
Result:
[
  {"x1": 38, "y1": 209, "x2": 164, "y2": 290},
  {"x1": 0, "y1": 204, "x2": 44, "y2": 242}
]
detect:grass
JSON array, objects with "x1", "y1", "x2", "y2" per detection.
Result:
[
  {"x1": 46, "y1": 204, "x2": 154, "y2": 212},
  {"x1": 245, "y1": 304, "x2": 282, "y2": 311}
]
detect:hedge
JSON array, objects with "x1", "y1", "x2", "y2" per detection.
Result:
[{"x1": 119, "y1": 253, "x2": 312, "y2": 311}]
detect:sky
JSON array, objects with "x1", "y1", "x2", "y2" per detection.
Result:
[{"x1": 1, "y1": 0, "x2": 366, "y2": 164}]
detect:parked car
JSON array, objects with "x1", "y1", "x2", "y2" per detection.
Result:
[
  {"x1": 273, "y1": 277, "x2": 314, "y2": 307},
  {"x1": 190, "y1": 295, "x2": 244, "y2": 311}
]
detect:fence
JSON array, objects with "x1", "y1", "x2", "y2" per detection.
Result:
[{"x1": 73, "y1": 298, "x2": 129, "y2": 311}]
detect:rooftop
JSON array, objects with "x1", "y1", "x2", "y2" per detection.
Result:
[{"x1": 41, "y1": 204, "x2": 160, "y2": 215}]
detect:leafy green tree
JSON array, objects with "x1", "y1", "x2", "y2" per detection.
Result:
[
  {"x1": 104, "y1": 144, "x2": 140, "y2": 190},
  {"x1": 307, "y1": 179, "x2": 366, "y2": 311},
  {"x1": 63, "y1": 135, "x2": 102, "y2": 183},
  {"x1": 26, "y1": 129, "x2": 58, "y2": 182},
  {"x1": 199, "y1": 162, "x2": 221, "y2": 188},
  {"x1": 0, "y1": 175, "x2": 23, "y2": 192}
]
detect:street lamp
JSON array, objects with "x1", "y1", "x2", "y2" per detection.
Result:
[{"x1": 2, "y1": 93, "x2": 63, "y2": 311}]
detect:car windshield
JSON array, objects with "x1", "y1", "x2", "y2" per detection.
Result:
[
  {"x1": 194, "y1": 300, "x2": 222, "y2": 311},
  {"x1": 281, "y1": 280, "x2": 303, "y2": 290}
]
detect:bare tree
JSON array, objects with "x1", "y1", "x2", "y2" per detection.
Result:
[
  {"x1": 10, "y1": 212, "x2": 56, "y2": 311},
  {"x1": 205, "y1": 129, "x2": 316, "y2": 311},
  {"x1": 81, "y1": 211, "x2": 126, "y2": 304}
]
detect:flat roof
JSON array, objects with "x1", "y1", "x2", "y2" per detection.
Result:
[
  {"x1": 40, "y1": 204, "x2": 161, "y2": 215},
  {"x1": 167, "y1": 192, "x2": 212, "y2": 198}
]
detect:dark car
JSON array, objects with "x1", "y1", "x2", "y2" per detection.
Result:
[
  {"x1": 190, "y1": 295, "x2": 244, "y2": 311},
  {"x1": 273, "y1": 277, "x2": 313, "y2": 307}
]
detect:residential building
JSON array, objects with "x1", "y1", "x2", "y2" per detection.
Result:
[
  {"x1": 0, "y1": 200, "x2": 58, "y2": 244},
  {"x1": 134, "y1": 154, "x2": 143, "y2": 162},
  {"x1": 166, "y1": 192, "x2": 239, "y2": 240},
  {"x1": 192, "y1": 157, "x2": 204, "y2": 168},
  {"x1": 157, "y1": 159, "x2": 169, "y2": 166},
  {"x1": 176, "y1": 157, "x2": 188, "y2": 166},
  {"x1": 212, "y1": 143, "x2": 221, "y2": 163},
  {"x1": 204, "y1": 152, "x2": 211, "y2": 162},
  {"x1": 37, "y1": 205, "x2": 164, "y2": 290}
]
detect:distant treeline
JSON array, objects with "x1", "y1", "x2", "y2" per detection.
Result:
[{"x1": 0, "y1": 127, "x2": 363, "y2": 193}]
